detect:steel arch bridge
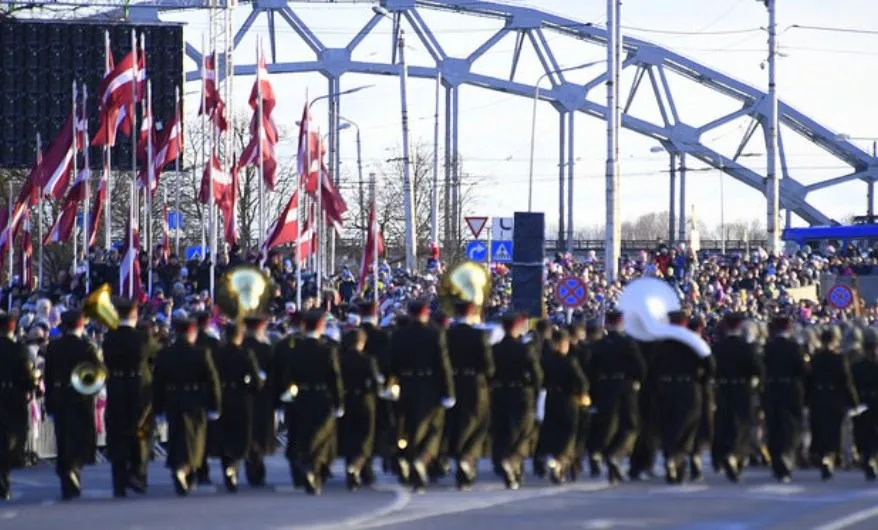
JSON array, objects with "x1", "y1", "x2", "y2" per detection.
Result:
[{"x1": 24, "y1": 0, "x2": 872, "y2": 245}]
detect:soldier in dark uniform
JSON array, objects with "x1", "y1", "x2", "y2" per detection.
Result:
[
  {"x1": 808, "y1": 326, "x2": 859, "y2": 480},
  {"x1": 102, "y1": 300, "x2": 158, "y2": 497},
  {"x1": 211, "y1": 322, "x2": 262, "y2": 492},
  {"x1": 389, "y1": 300, "x2": 455, "y2": 492},
  {"x1": 588, "y1": 311, "x2": 645, "y2": 485},
  {"x1": 43, "y1": 311, "x2": 104, "y2": 500},
  {"x1": 0, "y1": 313, "x2": 36, "y2": 500},
  {"x1": 359, "y1": 301, "x2": 392, "y2": 480},
  {"x1": 339, "y1": 327, "x2": 380, "y2": 490},
  {"x1": 491, "y1": 313, "x2": 543, "y2": 490},
  {"x1": 530, "y1": 319, "x2": 554, "y2": 477},
  {"x1": 152, "y1": 317, "x2": 222, "y2": 496},
  {"x1": 242, "y1": 316, "x2": 275, "y2": 487},
  {"x1": 762, "y1": 316, "x2": 808, "y2": 483},
  {"x1": 445, "y1": 301, "x2": 494, "y2": 489},
  {"x1": 688, "y1": 315, "x2": 713, "y2": 481},
  {"x1": 540, "y1": 329, "x2": 589, "y2": 484},
  {"x1": 194, "y1": 311, "x2": 221, "y2": 485},
  {"x1": 712, "y1": 314, "x2": 764, "y2": 483},
  {"x1": 629, "y1": 335, "x2": 660, "y2": 481},
  {"x1": 277, "y1": 311, "x2": 343, "y2": 495},
  {"x1": 652, "y1": 311, "x2": 712, "y2": 484},
  {"x1": 852, "y1": 327, "x2": 878, "y2": 480},
  {"x1": 272, "y1": 317, "x2": 303, "y2": 488},
  {"x1": 571, "y1": 320, "x2": 601, "y2": 479}
]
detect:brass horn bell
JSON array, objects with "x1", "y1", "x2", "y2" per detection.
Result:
[
  {"x1": 438, "y1": 261, "x2": 492, "y2": 316},
  {"x1": 83, "y1": 283, "x2": 120, "y2": 330},
  {"x1": 216, "y1": 266, "x2": 274, "y2": 321},
  {"x1": 71, "y1": 361, "x2": 107, "y2": 396}
]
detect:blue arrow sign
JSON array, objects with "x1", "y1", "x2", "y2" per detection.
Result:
[
  {"x1": 466, "y1": 240, "x2": 488, "y2": 262},
  {"x1": 491, "y1": 240, "x2": 513, "y2": 263},
  {"x1": 168, "y1": 211, "x2": 184, "y2": 230}
]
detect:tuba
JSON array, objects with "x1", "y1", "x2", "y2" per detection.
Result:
[
  {"x1": 438, "y1": 261, "x2": 492, "y2": 318},
  {"x1": 216, "y1": 266, "x2": 274, "y2": 321},
  {"x1": 617, "y1": 278, "x2": 711, "y2": 358},
  {"x1": 83, "y1": 283, "x2": 120, "y2": 330},
  {"x1": 71, "y1": 361, "x2": 107, "y2": 395}
]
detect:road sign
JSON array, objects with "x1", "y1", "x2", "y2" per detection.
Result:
[
  {"x1": 465, "y1": 216, "x2": 488, "y2": 239},
  {"x1": 168, "y1": 210, "x2": 184, "y2": 230},
  {"x1": 493, "y1": 217, "x2": 514, "y2": 240},
  {"x1": 465, "y1": 240, "x2": 488, "y2": 262},
  {"x1": 185, "y1": 245, "x2": 207, "y2": 261},
  {"x1": 827, "y1": 284, "x2": 855, "y2": 309},
  {"x1": 554, "y1": 275, "x2": 588, "y2": 308},
  {"x1": 491, "y1": 240, "x2": 513, "y2": 263}
]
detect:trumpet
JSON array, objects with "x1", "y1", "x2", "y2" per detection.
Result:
[{"x1": 70, "y1": 361, "x2": 107, "y2": 395}]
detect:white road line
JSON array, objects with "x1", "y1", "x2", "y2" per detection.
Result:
[
  {"x1": 274, "y1": 484, "x2": 412, "y2": 530},
  {"x1": 350, "y1": 482, "x2": 610, "y2": 529},
  {"x1": 10, "y1": 478, "x2": 46, "y2": 487},
  {"x1": 0, "y1": 510, "x2": 18, "y2": 520},
  {"x1": 747, "y1": 485, "x2": 805, "y2": 495},
  {"x1": 812, "y1": 507, "x2": 878, "y2": 530}
]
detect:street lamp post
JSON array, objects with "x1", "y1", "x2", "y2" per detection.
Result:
[
  {"x1": 837, "y1": 133, "x2": 878, "y2": 220},
  {"x1": 527, "y1": 60, "x2": 603, "y2": 212},
  {"x1": 339, "y1": 117, "x2": 364, "y2": 243}
]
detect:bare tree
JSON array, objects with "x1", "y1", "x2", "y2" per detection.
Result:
[{"x1": 570, "y1": 211, "x2": 768, "y2": 242}]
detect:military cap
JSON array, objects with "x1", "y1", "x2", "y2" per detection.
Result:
[
  {"x1": 61, "y1": 310, "x2": 85, "y2": 328},
  {"x1": 668, "y1": 310, "x2": 688, "y2": 325},
  {"x1": 0, "y1": 312, "x2": 14, "y2": 332},
  {"x1": 454, "y1": 300, "x2": 476, "y2": 316},
  {"x1": 244, "y1": 315, "x2": 268, "y2": 330},
  {"x1": 195, "y1": 311, "x2": 212, "y2": 327},
  {"x1": 358, "y1": 301, "x2": 378, "y2": 317},
  {"x1": 408, "y1": 300, "x2": 430, "y2": 317},
  {"x1": 114, "y1": 298, "x2": 138, "y2": 318},
  {"x1": 604, "y1": 310, "x2": 623, "y2": 326},
  {"x1": 173, "y1": 316, "x2": 197, "y2": 333},
  {"x1": 302, "y1": 310, "x2": 327, "y2": 332}
]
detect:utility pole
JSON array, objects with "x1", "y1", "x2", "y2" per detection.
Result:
[{"x1": 763, "y1": 0, "x2": 781, "y2": 255}]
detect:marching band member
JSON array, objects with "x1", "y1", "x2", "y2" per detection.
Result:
[
  {"x1": 276, "y1": 311, "x2": 343, "y2": 495},
  {"x1": 0, "y1": 313, "x2": 36, "y2": 501},
  {"x1": 445, "y1": 300, "x2": 494, "y2": 489},
  {"x1": 242, "y1": 316, "x2": 275, "y2": 488},
  {"x1": 102, "y1": 300, "x2": 158, "y2": 497},
  {"x1": 359, "y1": 301, "x2": 393, "y2": 479},
  {"x1": 389, "y1": 300, "x2": 455, "y2": 492},
  {"x1": 43, "y1": 311, "x2": 104, "y2": 500},
  {"x1": 211, "y1": 322, "x2": 262, "y2": 493},
  {"x1": 194, "y1": 311, "x2": 222, "y2": 486},
  {"x1": 338, "y1": 327, "x2": 380, "y2": 491},
  {"x1": 852, "y1": 327, "x2": 878, "y2": 480},
  {"x1": 152, "y1": 317, "x2": 222, "y2": 496}
]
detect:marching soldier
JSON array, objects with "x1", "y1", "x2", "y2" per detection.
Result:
[
  {"x1": 571, "y1": 320, "x2": 601, "y2": 479},
  {"x1": 652, "y1": 311, "x2": 712, "y2": 484},
  {"x1": 0, "y1": 313, "x2": 36, "y2": 501},
  {"x1": 359, "y1": 301, "x2": 392, "y2": 480},
  {"x1": 688, "y1": 316, "x2": 713, "y2": 481},
  {"x1": 588, "y1": 310, "x2": 645, "y2": 485},
  {"x1": 389, "y1": 300, "x2": 455, "y2": 492},
  {"x1": 102, "y1": 300, "x2": 158, "y2": 497},
  {"x1": 272, "y1": 318, "x2": 303, "y2": 488},
  {"x1": 211, "y1": 322, "x2": 262, "y2": 493},
  {"x1": 339, "y1": 327, "x2": 381, "y2": 490},
  {"x1": 43, "y1": 311, "x2": 104, "y2": 500},
  {"x1": 194, "y1": 311, "x2": 221, "y2": 485},
  {"x1": 445, "y1": 301, "x2": 495, "y2": 489},
  {"x1": 712, "y1": 314, "x2": 764, "y2": 483},
  {"x1": 540, "y1": 329, "x2": 589, "y2": 484},
  {"x1": 242, "y1": 316, "x2": 275, "y2": 487},
  {"x1": 276, "y1": 311, "x2": 344, "y2": 495},
  {"x1": 762, "y1": 316, "x2": 808, "y2": 483},
  {"x1": 852, "y1": 327, "x2": 878, "y2": 480},
  {"x1": 152, "y1": 317, "x2": 222, "y2": 496},
  {"x1": 808, "y1": 326, "x2": 859, "y2": 480},
  {"x1": 491, "y1": 313, "x2": 543, "y2": 490}
]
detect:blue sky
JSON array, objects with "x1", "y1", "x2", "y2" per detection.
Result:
[{"x1": 163, "y1": 0, "x2": 878, "y2": 231}]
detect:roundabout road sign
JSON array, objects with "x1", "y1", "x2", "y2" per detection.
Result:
[
  {"x1": 827, "y1": 284, "x2": 854, "y2": 310},
  {"x1": 555, "y1": 275, "x2": 588, "y2": 308}
]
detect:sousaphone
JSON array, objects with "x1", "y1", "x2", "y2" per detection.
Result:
[{"x1": 215, "y1": 266, "x2": 275, "y2": 321}]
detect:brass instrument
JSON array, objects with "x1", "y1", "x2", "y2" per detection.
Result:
[
  {"x1": 83, "y1": 283, "x2": 120, "y2": 330},
  {"x1": 438, "y1": 261, "x2": 492, "y2": 317},
  {"x1": 216, "y1": 266, "x2": 274, "y2": 321},
  {"x1": 71, "y1": 361, "x2": 107, "y2": 395}
]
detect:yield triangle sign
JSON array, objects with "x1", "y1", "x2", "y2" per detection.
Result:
[{"x1": 465, "y1": 216, "x2": 488, "y2": 239}]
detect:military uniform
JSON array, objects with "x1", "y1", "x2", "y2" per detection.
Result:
[
  {"x1": 43, "y1": 314, "x2": 104, "y2": 500},
  {"x1": 194, "y1": 323, "x2": 222, "y2": 485},
  {"x1": 242, "y1": 319, "x2": 276, "y2": 487},
  {"x1": 445, "y1": 314, "x2": 495, "y2": 488},
  {"x1": 339, "y1": 332, "x2": 381, "y2": 490},
  {"x1": 852, "y1": 336, "x2": 878, "y2": 480},
  {"x1": 102, "y1": 317, "x2": 157, "y2": 497},
  {"x1": 360, "y1": 307, "x2": 393, "y2": 478},
  {"x1": 0, "y1": 327, "x2": 36, "y2": 500},
  {"x1": 152, "y1": 324, "x2": 222, "y2": 496}
]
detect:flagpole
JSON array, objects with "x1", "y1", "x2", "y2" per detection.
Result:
[
  {"x1": 296, "y1": 88, "x2": 307, "y2": 311},
  {"x1": 82, "y1": 85, "x2": 91, "y2": 294},
  {"x1": 200, "y1": 34, "x2": 208, "y2": 268},
  {"x1": 371, "y1": 173, "x2": 378, "y2": 306},
  {"x1": 256, "y1": 36, "x2": 265, "y2": 249},
  {"x1": 174, "y1": 85, "x2": 182, "y2": 256},
  {"x1": 316, "y1": 124, "x2": 323, "y2": 293},
  {"x1": 209, "y1": 48, "x2": 217, "y2": 302},
  {"x1": 129, "y1": 30, "x2": 138, "y2": 298},
  {"x1": 145, "y1": 80, "x2": 154, "y2": 298},
  {"x1": 104, "y1": 29, "x2": 113, "y2": 252},
  {"x1": 36, "y1": 133, "x2": 43, "y2": 290},
  {"x1": 71, "y1": 80, "x2": 79, "y2": 275},
  {"x1": 6, "y1": 181, "x2": 12, "y2": 302}
]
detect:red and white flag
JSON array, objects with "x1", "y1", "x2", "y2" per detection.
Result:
[
  {"x1": 199, "y1": 151, "x2": 233, "y2": 204},
  {"x1": 43, "y1": 199, "x2": 78, "y2": 245},
  {"x1": 88, "y1": 175, "x2": 106, "y2": 248},
  {"x1": 199, "y1": 52, "x2": 227, "y2": 132},
  {"x1": 262, "y1": 190, "x2": 300, "y2": 252},
  {"x1": 219, "y1": 161, "x2": 239, "y2": 245},
  {"x1": 358, "y1": 201, "x2": 384, "y2": 292},
  {"x1": 296, "y1": 103, "x2": 324, "y2": 191}
]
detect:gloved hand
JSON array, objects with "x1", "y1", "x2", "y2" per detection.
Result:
[
  {"x1": 440, "y1": 397, "x2": 456, "y2": 409},
  {"x1": 155, "y1": 414, "x2": 167, "y2": 424},
  {"x1": 335, "y1": 408, "x2": 345, "y2": 418},
  {"x1": 208, "y1": 410, "x2": 220, "y2": 421}
]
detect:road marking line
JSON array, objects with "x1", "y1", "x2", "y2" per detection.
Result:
[
  {"x1": 10, "y1": 478, "x2": 45, "y2": 487},
  {"x1": 274, "y1": 484, "x2": 412, "y2": 530},
  {"x1": 0, "y1": 511, "x2": 18, "y2": 520},
  {"x1": 812, "y1": 507, "x2": 878, "y2": 530},
  {"x1": 747, "y1": 485, "x2": 805, "y2": 495}
]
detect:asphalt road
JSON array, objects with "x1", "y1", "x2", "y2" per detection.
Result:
[{"x1": 3, "y1": 457, "x2": 878, "y2": 530}]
